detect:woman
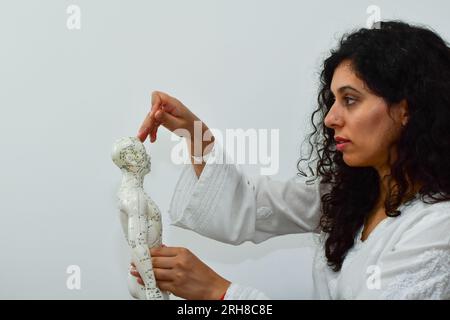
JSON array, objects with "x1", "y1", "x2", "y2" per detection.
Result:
[{"x1": 133, "y1": 21, "x2": 450, "y2": 299}]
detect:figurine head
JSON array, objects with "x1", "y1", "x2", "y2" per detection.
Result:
[{"x1": 111, "y1": 137, "x2": 151, "y2": 175}]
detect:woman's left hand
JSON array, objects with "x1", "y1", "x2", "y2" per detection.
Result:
[{"x1": 130, "y1": 246, "x2": 230, "y2": 300}]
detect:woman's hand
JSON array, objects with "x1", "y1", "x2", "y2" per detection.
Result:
[
  {"x1": 137, "y1": 91, "x2": 215, "y2": 177},
  {"x1": 130, "y1": 246, "x2": 230, "y2": 300},
  {"x1": 137, "y1": 91, "x2": 212, "y2": 145}
]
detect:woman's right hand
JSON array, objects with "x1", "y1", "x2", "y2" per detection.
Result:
[{"x1": 137, "y1": 91, "x2": 211, "y2": 144}]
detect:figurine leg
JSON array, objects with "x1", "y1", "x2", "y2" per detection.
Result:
[
  {"x1": 127, "y1": 268, "x2": 148, "y2": 300},
  {"x1": 131, "y1": 246, "x2": 166, "y2": 300}
]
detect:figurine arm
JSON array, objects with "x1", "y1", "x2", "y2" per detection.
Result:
[
  {"x1": 145, "y1": 195, "x2": 163, "y2": 248},
  {"x1": 118, "y1": 203, "x2": 129, "y2": 242},
  {"x1": 128, "y1": 190, "x2": 149, "y2": 248}
]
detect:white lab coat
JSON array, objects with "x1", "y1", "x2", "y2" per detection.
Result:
[{"x1": 168, "y1": 141, "x2": 450, "y2": 300}]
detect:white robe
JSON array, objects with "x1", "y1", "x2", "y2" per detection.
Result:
[{"x1": 168, "y1": 141, "x2": 450, "y2": 300}]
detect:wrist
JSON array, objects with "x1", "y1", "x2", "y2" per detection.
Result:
[
  {"x1": 189, "y1": 136, "x2": 215, "y2": 164},
  {"x1": 207, "y1": 278, "x2": 231, "y2": 300}
]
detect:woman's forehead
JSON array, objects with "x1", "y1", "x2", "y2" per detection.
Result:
[{"x1": 331, "y1": 62, "x2": 369, "y2": 95}]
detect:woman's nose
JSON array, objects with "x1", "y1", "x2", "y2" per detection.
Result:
[
  {"x1": 324, "y1": 113, "x2": 339, "y2": 128},
  {"x1": 324, "y1": 106, "x2": 342, "y2": 129}
]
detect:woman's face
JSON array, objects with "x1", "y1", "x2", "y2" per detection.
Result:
[{"x1": 324, "y1": 61, "x2": 408, "y2": 173}]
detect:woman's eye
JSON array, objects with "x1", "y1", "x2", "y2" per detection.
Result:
[{"x1": 343, "y1": 96, "x2": 357, "y2": 106}]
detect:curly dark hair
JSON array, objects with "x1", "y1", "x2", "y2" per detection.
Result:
[{"x1": 298, "y1": 21, "x2": 450, "y2": 272}]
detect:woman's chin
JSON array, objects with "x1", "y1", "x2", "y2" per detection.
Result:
[{"x1": 342, "y1": 154, "x2": 364, "y2": 167}]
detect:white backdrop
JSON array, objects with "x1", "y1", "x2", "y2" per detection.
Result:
[{"x1": 1, "y1": 0, "x2": 449, "y2": 299}]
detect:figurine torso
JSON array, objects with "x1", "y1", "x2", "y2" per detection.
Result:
[{"x1": 117, "y1": 187, "x2": 162, "y2": 248}]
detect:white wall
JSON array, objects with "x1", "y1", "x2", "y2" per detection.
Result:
[{"x1": 1, "y1": 0, "x2": 449, "y2": 299}]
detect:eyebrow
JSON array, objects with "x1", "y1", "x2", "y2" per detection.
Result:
[{"x1": 335, "y1": 85, "x2": 363, "y2": 95}]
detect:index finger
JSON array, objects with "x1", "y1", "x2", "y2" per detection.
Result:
[
  {"x1": 137, "y1": 92, "x2": 164, "y2": 142},
  {"x1": 150, "y1": 246, "x2": 179, "y2": 257}
]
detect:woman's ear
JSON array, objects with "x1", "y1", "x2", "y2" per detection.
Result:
[{"x1": 398, "y1": 99, "x2": 409, "y2": 127}]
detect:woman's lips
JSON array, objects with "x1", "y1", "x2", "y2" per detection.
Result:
[{"x1": 336, "y1": 141, "x2": 351, "y2": 151}]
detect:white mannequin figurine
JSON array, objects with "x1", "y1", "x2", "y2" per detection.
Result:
[{"x1": 111, "y1": 136, "x2": 169, "y2": 300}]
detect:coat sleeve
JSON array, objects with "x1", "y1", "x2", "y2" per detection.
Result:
[
  {"x1": 223, "y1": 283, "x2": 270, "y2": 300},
  {"x1": 168, "y1": 140, "x2": 327, "y2": 245}
]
